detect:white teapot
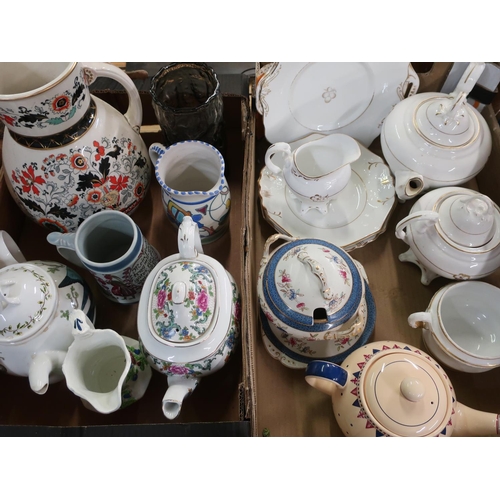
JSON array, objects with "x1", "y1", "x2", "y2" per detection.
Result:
[
  {"x1": 306, "y1": 340, "x2": 500, "y2": 437},
  {"x1": 0, "y1": 231, "x2": 95, "y2": 394},
  {"x1": 395, "y1": 187, "x2": 500, "y2": 284},
  {"x1": 381, "y1": 62, "x2": 492, "y2": 201},
  {"x1": 137, "y1": 216, "x2": 240, "y2": 420}
]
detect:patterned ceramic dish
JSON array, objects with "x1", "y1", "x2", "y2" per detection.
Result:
[
  {"x1": 259, "y1": 141, "x2": 396, "y2": 252},
  {"x1": 256, "y1": 62, "x2": 419, "y2": 147},
  {"x1": 257, "y1": 234, "x2": 376, "y2": 370},
  {"x1": 137, "y1": 216, "x2": 240, "y2": 420}
]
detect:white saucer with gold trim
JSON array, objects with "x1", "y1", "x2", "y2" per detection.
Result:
[{"x1": 259, "y1": 142, "x2": 396, "y2": 252}]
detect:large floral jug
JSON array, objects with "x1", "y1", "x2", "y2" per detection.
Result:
[{"x1": 0, "y1": 62, "x2": 151, "y2": 233}]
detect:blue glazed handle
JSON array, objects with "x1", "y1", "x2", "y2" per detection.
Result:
[{"x1": 305, "y1": 360, "x2": 349, "y2": 396}]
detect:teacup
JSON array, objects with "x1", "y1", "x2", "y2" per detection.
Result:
[
  {"x1": 47, "y1": 211, "x2": 160, "y2": 304},
  {"x1": 264, "y1": 134, "x2": 361, "y2": 215},
  {"x1": 408, "y1": 281, "x2": 500, "y2": 373}
]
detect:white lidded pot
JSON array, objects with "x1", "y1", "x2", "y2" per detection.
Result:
[
  {"x1": 306, "y1": 340, "x2": 500, "y2": 437},
  {"x1": 257, "y1": 234, "x2": 375, "y2": 369},
  {"x1": 137, "y1": 216, "x2": 240, "y2": 420},
  {"x1": 381, "y1": 62, "x2": 492, "y2": 201},
  {"x1": 395, "y1": 187, "x2": 500, "y2": 284},
  {"x1": 409, "y1": 281, "x2": 500, "y2": 373},
  {"x1": 0, "y1": 230, "x2": 95, "y2": 394}
]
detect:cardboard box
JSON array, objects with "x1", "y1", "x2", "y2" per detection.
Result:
[
  {"x1": 243, "y1": 63, "x2": 500, "y2": 437},
  {"x1": 0, "y1": 93, "x2": 252, "y2": 436}
]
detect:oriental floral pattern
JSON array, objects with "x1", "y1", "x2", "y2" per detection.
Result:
[
  {"x1": 120, "y1": 344, "x2": 150, "y2": 409},
  {"x1": 8, "y1": 137, "x2": 150, "y2": 233}
]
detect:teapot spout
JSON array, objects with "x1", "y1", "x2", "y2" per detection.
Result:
[
  {"x1": 28, "y1": 351, "x2": 66, "y2": 395},
  {"x1": 162, "y1": 375, "x2": 200, "y2": 420},
  {"x1": 453, "y1": 403, "x2": 500, "y2": 437},
  {"x1": 394, "y1": 171, "x2": 425, "y2": 201}
]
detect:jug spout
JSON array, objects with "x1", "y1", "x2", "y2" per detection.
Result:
[
  {"x1": 162, "y1": 375, "x2": 200, "y2": 420},
  {"x1": 28, "y1": 350, "x2": 66, "y2": 395},
  {"x1": 453, "y1": 403, "x2": 500, "y2": 437}
]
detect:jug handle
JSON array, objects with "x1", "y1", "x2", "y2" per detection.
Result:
[
  {"x1": 395, "y1": 210, "x2": 439, "y2": 243},
  {"x1": 265, "y1": 142, "x2": 292, "y2": 175},
  {"x1": 82, "y1": 62, "x2": 143, "y2": 133},
  {"x1": 46, "y1": 232, "x2": 83, "y2": 268},
  {"x1": 0, "y1": 231, "x2": 26, "y2": 268},
  {"x1": 305, "y1": 360, "x2": 349, "y2": 397}
]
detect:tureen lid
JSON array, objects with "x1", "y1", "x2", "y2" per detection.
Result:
[
  {"x1": 361, "y1": 348, "x2": 453, "y2": 437},
  {"x1": 435, "y1": 192, "x2": 497, "y2": 248},
  {"x1": 262, "y1": 239, "x2": 363, "y2": 333},
  {"x1": 149, "y1": 260, "x2": 217, "y2": 346},
  {"x1": 0, "y1": 263, "x2": 56, "y2": 343}
]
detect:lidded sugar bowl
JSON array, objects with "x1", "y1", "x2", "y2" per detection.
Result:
[
  {"x1": 306, "y1": 340, "x2": 500, "y2": 437},
  {"x1": 257, "y1": 234, "x2": 376, "y2": 369},
  {"x1": 137, "y1": 216, "x2": 240, "y2": 420},
  {"x1": 395, "y1": 187, "x2": 500, "y2": 284}
]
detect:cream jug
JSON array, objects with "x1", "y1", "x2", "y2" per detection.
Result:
[
  {"x1": 0, "y1": 62, "x2": 151, "y2": 233},
  {"x1": 62, "y1": 311, "x2": 151, "y2": 413}
]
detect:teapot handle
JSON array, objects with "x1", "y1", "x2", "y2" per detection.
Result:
[
  {"x1": 305, "y1": 360, "x2": 348, "y2": 397},
  {"x1": 178, "y1": 216, "x2": 204, "y2": 260},
  {"x1": 265, "y1": 142, "x2": 292, "y2": 175},
  {"x1": 0, "y1": 231, "x2": 26, "y2": 268},
  {"x1": 82, "y1": 62, "x2": 143, "y2": 133},
  {"x1": 395, "y1": 210, "x2": 440, "y2": 243}
]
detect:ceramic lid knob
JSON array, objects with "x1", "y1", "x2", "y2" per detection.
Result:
[
  {"x1": 400, "y1": 377, "x2": 425, "y2": 402},
  {"x1": 413, "y1": 93, "x2": 480, "y2": 148},
  {"x1": 439, "y1": 194, "x2": 496, "y2": 248}
]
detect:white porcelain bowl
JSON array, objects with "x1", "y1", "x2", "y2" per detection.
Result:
[{"x1": 409, "y1": 281, "x2": 500, "y2": 373}]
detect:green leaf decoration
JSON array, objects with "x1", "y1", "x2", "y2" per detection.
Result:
[{"x1": 46, "y1": 117, "x2": 64, "y2": 125}]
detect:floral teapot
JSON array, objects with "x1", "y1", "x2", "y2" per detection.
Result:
[
  {"x1": 0, "y1": 62, "x2": 151, "y2": 233},
  {"x1": 306, "y1": 340, "x2": 500, "y2": 437},
  {"x1": 137, "y1": 216, "x2": 240, "y2": 420},
  {"x1": 0, "y1": 231, "x2": 95, "y2": 394}
]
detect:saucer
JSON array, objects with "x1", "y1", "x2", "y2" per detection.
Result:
[
  {"x1": 257, "y1": 62, "x2": 419, "y2": 147},
  {"x1": 259, "y1": 142, "x2": 397, "y2": 251},
  {"x1": 260, "y1": 283, "x2": 376, "y2": 369}
]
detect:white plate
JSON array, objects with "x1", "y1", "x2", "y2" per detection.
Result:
[
  {"x1": 259, "y1": 142, "x2": 397, "y2": 251},
  {"x1": 257, "y1": 62, "x2": 419, "y2": 147}
]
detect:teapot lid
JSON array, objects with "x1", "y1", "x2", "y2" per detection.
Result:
[
  {"x1": 435, "y1": 192, "x2": 497, "y2": 248},
  {"x1": 361, "y1": 348, "x2": 453, "y2": 437},
  {"x1": 0, "y1": 263, "x2": 56, "y2": 343},
  {"x1": 149, "y1": 260, "x2": 217, "y2": 346},
  {"x1": 413, "y1": 95, "x2": 480, "y2": 149},
  {"x1": 262, "y1": 239, "x2": 363, "y2": 334}
]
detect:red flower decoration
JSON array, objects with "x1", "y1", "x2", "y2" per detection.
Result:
[
  {"x1": 70, "y1": 153, "x2": 88, "y2": 170},
  {"x1": 52, "y1": 95, "x2": 70, "y2": 112},
  {"x1": 67, "y1": 195, "x2": 79, "y2": 207},
  {"x1": 0, "y1": 114, "x2": 15, "y2": 126},
  {"x1": 87, "y1": 189, "x2": 102, "y2": 203},
  {"x1": 109, "y1": 175, "x2": 129, "y2": 192},
  {"x1": 93, "y1": 140, "x2": 105, "y2": 161},
  {"x1": 296, "y1": 302, "x2": 305, "y2": 309},
  {"x1": 20, "y1": 165, "x2": 45, "y2": 195}
]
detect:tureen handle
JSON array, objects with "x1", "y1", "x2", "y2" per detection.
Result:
[
  {"x1": 305, "y1": 360, "x2": 349, "y2": 397},
  {"x1": 262, "y1": 233, "x2": 297, "y2": 260},
  {"x1": 395, "y1": 210, "x2": 440, "y2": 243},
  {"x1": 265, "y1": 142, "x2": 292, "y2": 175},
  {"x1": 408, "y1": 311, "x2": 433, "y2": 330},
  {"x1": 297, "y1": 251, "x2": 334, "y2": 300},
  {"x1": 178, "y1": 216, "x2": 204, "y2": 259}
]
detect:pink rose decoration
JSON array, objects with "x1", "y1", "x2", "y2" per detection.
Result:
[
  {"x1": 296, "y1": 302, "x2": 305, "y2": 309},
  {"x1": 168, "y1": 365, "x2": 191, "y2": 375},
  {"x1": 340, "y1": 270, "x2": 347, "y2": 280},
  {"x1": 281, "y1": 273, "x2": 291, "y2": 283},
  {"x1": 197, "y1": 290, "x2": 209, "y2": 312},
  {"x1": 157, "y1": 289, "x2": 166, "y2": 310}
]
